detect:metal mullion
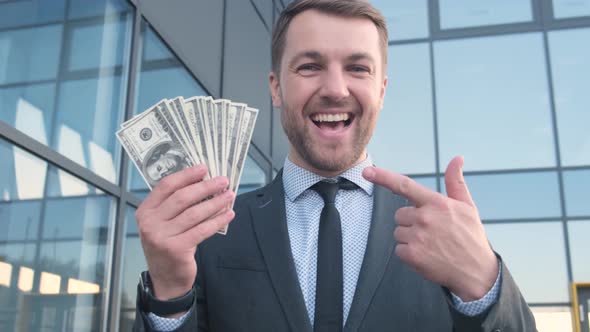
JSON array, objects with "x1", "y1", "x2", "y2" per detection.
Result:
[
  {"x1": 0, "y1": 121, "x2": 122, "y2": 197},
  {"x1": 248, "y1": 0, "x2": 270, "y2": 32},
  {"x1": 528, "y1": 302, "x2": 572, "y2": 307},
  {"x1": 23, "y1": 1, "x2": 70, "y2": 321},
  {"x1": 220, "y1": 0, "x2": 227, "y2": 97},
  {"x1": 482, "y1": 217, "x2": 562, "y2": 224},
  {"x1": 106, "y1": 4, "x2": 143, "y2": 331},
  {"x1": 0, "y1": 78, "x2": 56, "y2": 89},
  {"x1": 539, "y1": 2, "x2": 574, "y2": 286}
]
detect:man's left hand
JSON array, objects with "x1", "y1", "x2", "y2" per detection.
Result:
[{"x1": 363, "y1": 156, "x2": 498, "y2": 301}]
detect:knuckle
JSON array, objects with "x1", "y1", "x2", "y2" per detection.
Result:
[
  {"x1": 397, "y1": 177, "x2": 412, "y2": 196},
  {"x1": 415, "y1": 210, "x2": 429, "y2": 227},
  {"x1": 157, "y1": 176, "x2": 175, "y2": 193},
  {"x1": 173, "y1": 190, "x2": 192, "y2": 208}
]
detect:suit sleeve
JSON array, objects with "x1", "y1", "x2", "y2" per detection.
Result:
[
  {"x1": 445, "y1": 258, "x2": 538, "y2": 332},
  {"x1": 132, "y1": 248, "x2": 208, "y2": 332}
]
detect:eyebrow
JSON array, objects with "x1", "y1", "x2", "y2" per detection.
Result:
[
  {"x1": 288, "y1": 51, "x2": 376, "y2": 67},
  {"x1": 288, "y1": 51, "x2": 323, "y2": 67},
  {"x1": 346, "y1": 52, "x2": 376, "y2": 64}
]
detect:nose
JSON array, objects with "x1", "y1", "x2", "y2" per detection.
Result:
[{"x1": 319, "y1": 65, "x2": 350, "y2": 101}]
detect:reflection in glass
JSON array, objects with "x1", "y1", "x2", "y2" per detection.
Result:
[
  {"x1": 567, "y1": 220, "x2": 590, "y2": 282},
  {"x1": 439, "y1": 0, "x2": 533, "y2": 29},
  {"x1": 369, "y1": 43, "x2": 435, "y2": 174},
  {"x1": 0, "y1": 138, "x2": 116, "y2": 331},
  {"x1": 552, "y1": 0, "x2": 590, "y2": 19},
  {"x1": 370, "y1": 0, "x2": 429, "y2": 41},
  {"x1": 531, "y1": 306, "x2": 573, "y2": 332},
  {"x1": 563, "y1": 170, "x2": 590, "y2": 217},
  {"x1": 0, "y1": 0, "x2": 133, "y2": 184},
  {"x1": 434, "y1": 33, "x2": 555, "y2": 171},
  {"x1": 452, "y1": 172, "x2": 561, "y2": 220},
  {"x1": 548, "y1": 28, "x2": 590, "y2": 166},
  {"x1": 485, "y1": 221, "x2": 569, "y2": 303}
]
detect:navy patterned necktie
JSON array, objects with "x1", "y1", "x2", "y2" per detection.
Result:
[{"x1": 312, "y1": 178, "x2": 357, "y2": 332}]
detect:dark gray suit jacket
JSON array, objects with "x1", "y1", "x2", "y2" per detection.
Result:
[{"x1": 134, "y1": 173, "x2": 537, "y2": 331}]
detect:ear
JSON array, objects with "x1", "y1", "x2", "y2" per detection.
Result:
[
  {"x1": 269, "y1": 71, "x2": 282, "y2": 108},
  {"x1": 378, "y1": 75, "x2": 388, "y2": 111}
]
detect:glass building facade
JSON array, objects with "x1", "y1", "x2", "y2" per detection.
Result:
[
  {"x1": 0, "y1": 0, "x2": 588, "y2": 331},
  {"x1": 369, "y1": 1, "x2": 590, "y2": 331}
]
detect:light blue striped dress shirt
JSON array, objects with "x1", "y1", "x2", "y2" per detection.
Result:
[{"x1": 148, "y1": 156, "x2": 502, "y2": 331}]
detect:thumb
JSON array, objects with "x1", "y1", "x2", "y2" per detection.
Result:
[{"x1": 444, "y1": 156, "x2": 475, "y2": 206}]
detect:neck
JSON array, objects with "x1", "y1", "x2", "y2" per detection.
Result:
[{"x1": 287, "y1": 149, "x2": 367, "y2": 178}]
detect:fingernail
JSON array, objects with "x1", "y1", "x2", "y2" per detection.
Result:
[{"x1": 363, "y1": 167, "x2": 375, "y2": 180}]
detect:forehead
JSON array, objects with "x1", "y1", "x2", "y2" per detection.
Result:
[{"x1": 283, "y1": 9, "x2": 382, "y2": 63}]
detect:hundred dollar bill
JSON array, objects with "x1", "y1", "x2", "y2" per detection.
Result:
[
  {"x1": 185, "y1": 97, "x2": 212, "y2": 176},
  {"x1": 230, "y1": 107, "x2": 258, "y2": 193},
  {"x1": 116, "y1": 106, "x2": 193, "y2": 189},
  {"x1": 171, "y1": 97, "x2": 201, "y2": 164}
]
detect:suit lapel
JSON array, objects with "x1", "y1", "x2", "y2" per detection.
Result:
[
  {"x1": 344, "y1": 185, "x2": 407, "y2": 332},
  {"x1": 250, "y1": 173, "x2": 313, "y2": 332}
]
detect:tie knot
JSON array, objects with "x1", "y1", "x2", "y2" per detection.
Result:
[{"x1": 312, "y1": 178, "x2": 357, "y2": 204}]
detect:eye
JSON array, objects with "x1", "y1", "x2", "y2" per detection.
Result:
[
  {"x1": 157, "y1": 165, "x2": 162, "y2": 172},
  {"x1": 297, "y1": 63, "x2": 321, "y2": 73},
  {"x1": 348, "y1": 65, "x2": 371, "y2": 73}
]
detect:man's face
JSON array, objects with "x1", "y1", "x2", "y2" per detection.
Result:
[
  {"x1": 270, "y1": 10, "x2": 387, "y2": 176},
  {"x1": 146, "y1": 153, "x2": 179, "y2": 182}
]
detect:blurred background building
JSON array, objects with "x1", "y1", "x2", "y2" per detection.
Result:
[{"x1": 0, "y1": 0, "x2": 588, "y2": 331}]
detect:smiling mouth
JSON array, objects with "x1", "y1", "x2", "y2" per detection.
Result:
[{"x1": 310, "y1": 112, "x2": 354, "y2": 129}]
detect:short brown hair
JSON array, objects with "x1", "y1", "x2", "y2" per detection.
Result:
[{"x1": 271, "y1": 0, "x2": 388, "y2": 75}]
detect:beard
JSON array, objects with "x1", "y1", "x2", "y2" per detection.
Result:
[{"x1": 281, "y1": 96, "x2": 375, "y2": 173}]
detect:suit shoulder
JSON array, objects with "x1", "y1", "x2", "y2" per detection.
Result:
[{"x1": 234, "y1": 184, "x2": 271, "y2": 208}]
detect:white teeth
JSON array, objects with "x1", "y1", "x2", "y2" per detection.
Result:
[{"x1": 311, "y1": 113, "x2": 350, "y2": 122}]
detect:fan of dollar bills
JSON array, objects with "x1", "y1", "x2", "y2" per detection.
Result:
[{"x1": 117, "y1": 96, "x2": 258, "y2": 200}]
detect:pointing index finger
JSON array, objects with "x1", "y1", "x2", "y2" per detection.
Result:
[{"x1": 363, "y1": 166, "x2": 440, "y2": 207}]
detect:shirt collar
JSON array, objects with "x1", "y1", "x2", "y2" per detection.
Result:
[{"x1": 282, "y1": 155, "x2": 374, "y2": 202}]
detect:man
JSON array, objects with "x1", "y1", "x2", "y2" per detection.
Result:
[{"x1": 133, "y1": 0, "x2": 537, "y2": 331}]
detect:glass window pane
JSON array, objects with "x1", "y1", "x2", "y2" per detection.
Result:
[
  {"x1": 129, "y1": 23, "x2": 208, "y2": 193},
  {"x1": 439, "y1": 0, "x2": 533, "y2": 29},
  {"x1": 369, "y1": 43, "x2": 435, "y2": 174},
  {"x1": 567, "y1": 220, "x2": 590, "y2": 282},
  {"x1": 119, "y1": 206, "x2": 145, "y2": 330},
  {"x1": 548, "y1": 28, "x2": 590, "y2": 167},
  {"x1": 67, "y1": 19, "x2": 132, "y2": 71},
  {"x1": 370, "y1": 0, "x2": 429, "y2": 41},
  {"x1": 237, "y1": 156, "x2": 267, "y2": 194},
  {"x1": 0, "y1": 0, "x2": 65, "y2": 30},
  {"x1": 442, "y1": 172, "x2": 561, "y2": 220},
  {"x1": 68, "y1": 0, "x2": 131, "y2": 19},
  {"x1": 412, "y1": 177, "x2": 438, "y2": 192},
  {"x1": 485, "y1": 221, "x2": 569, "y2": 303},
  {"x1": 552, "y1": 0, "x2": 590, "y2": 19},
  {"x1": 531, "y1": 306, "x2": 573, "y2": 332},
  {"x1": 0, "y1": 25, "x2": 63, "y2": 85},
  {"x1": 434, "y1": 33, "x2": 555, "y2": 171},
  {"x1": 0, "y1": 1, "x2": 133, "y2": 184},
  {"x1": 563, "y1": 170, "x2": 590, "y2": 217},
  {"x1": 0, "y1": 138, "x2": 116, "y2": 331}
]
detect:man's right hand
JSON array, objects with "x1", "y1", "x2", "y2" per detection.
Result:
[{"x1": 136, "y1": 164, "x2": 235, "y2": 302}]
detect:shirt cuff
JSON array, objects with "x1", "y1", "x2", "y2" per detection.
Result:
[
  {"x1": 450, "y1": 261, "x2": 503, "y2": 317},
  {"x1": 147, "y1": 309, "x2": 191, "y2": 331}
]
